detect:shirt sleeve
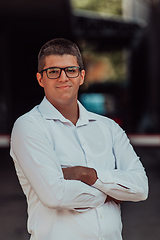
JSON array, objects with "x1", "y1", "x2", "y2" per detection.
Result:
[
  {"x1": 93, "y1": 123, "x2": 148, "y2": 202},
  {"x1": 10, "y1": 116, "x2": 106, "y2": 210}
]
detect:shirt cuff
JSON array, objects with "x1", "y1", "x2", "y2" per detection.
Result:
[
  {"x1": 96, "y1": 170, "x2": 114, "y2": 184},
  {"x1": 93, "y1": 171, "x2": 140, "y2": 194}
]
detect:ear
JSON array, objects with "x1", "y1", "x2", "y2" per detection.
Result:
[
  {"x1": 80, "y1": 70, "x2": 85, "y2": 86},
  {"x1": 36, "y1": 72, "x2": 44, "y2": 88}
]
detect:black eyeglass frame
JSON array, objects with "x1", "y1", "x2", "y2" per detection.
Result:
[{"x1": 39, "y1": 66, "x2": 82, "y2": 79}]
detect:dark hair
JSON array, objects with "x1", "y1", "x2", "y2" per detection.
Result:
[{"x1": 38, "y1": 38, "x2": 84, "y2": 72}]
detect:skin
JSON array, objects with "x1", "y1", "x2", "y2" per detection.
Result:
[
  {"x1": 37, "y1": 54, "x2": 85, "y2": 126},
  {"x1": 37, "y1": 54, "x2": 122, "y2": 204},
  {"x1": 62, "y1": 166, "x2": 98, "y2": 185}
]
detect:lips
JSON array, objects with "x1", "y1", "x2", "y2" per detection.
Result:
[{"x1": 57, "y1": 85, "x2": 71, "y2": 89}]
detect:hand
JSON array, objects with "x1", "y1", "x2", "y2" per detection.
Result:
[
  {"x1": 105, "y1": 195, "x2": 123, "y2": 204},
  {"x1": 62, "y1": 166, "x2": 98, "y2": 185}
]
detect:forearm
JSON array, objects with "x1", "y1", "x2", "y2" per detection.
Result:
[
  {"x1": 94, "y1": 122, "x2": 149, "y2": 202},
  {"x1": 62, "y1": 166, "x2": 98, "y2": 185},
  {"x1": 93, "y1": 168, "x2": 148, "y2": 202},
  {"x1": 62, "y1": 166, "x2": 123, "y2": 205}
]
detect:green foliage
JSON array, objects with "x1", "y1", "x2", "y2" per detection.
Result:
[
  {"x1": 71, "y1": 0, "x2": 126, "y2": 84},
  {"x1": 71, "y1": 0, "x2": 122, "y2": 16}
]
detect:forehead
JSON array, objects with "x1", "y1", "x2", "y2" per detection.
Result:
[{"x1": 44, "y1": 54, "x2": 78, "y2": 68}]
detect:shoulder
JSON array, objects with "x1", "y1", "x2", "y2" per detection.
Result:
[
  {"x1": 14, "y1": 106, "x2": 40, "y2": 125},
  {"x1": 11, "y1": 105, "x2": 44, "y2": 137}
]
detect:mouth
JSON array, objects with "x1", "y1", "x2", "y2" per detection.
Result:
[{"x1": 57, "y1": 85, "x2": 71, "y2": 89}]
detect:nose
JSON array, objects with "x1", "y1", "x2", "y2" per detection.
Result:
[{"x1": 58, "y1": 69, "x2": 68, "y2": 81}]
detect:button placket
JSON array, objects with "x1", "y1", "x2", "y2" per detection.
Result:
[
  {"x1": 75, "y1": 127, "x2": 95, "y2": 168},
  {"x1": 97, "y1": 207, "x2": 106, "y2": 239}
]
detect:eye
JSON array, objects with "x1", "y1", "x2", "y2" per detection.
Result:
[
  {"x1": 48, "y1": 68, "x2": 59, "y2": 74},
  {"x1": 66, "y1": 67, "x2": 77, "y2": 73}
]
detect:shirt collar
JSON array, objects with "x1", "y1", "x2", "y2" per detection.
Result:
[{"x1": 38, "y1": 97, "x2": 97, "y2": 126}]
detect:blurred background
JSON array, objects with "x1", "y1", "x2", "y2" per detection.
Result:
[{"x1": 0, "y1": 0, "x2": 160, "y2": 239}]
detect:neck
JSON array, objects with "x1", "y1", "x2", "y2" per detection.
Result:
[{"x1": 54, "y1": 101, "x2": 79, "y2": 126}]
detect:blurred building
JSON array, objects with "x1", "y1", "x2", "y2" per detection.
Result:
[
  {"x1": 1, "y1": 0, "x2": 160, "y2": 135},
  {"x1": 122, "y1": 0, "x2": 150, "y2": 23},
  {"x1": 122, "y1": 0, "x2": 160, "y2": 133}
]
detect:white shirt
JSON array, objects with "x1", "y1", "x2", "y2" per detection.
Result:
[{"x1": 10, "y1": 97, "x2": 148, "y2": 240}]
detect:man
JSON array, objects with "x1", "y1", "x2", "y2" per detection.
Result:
[{"x1": 10, "y1": 38, "x2": 148, "y2": 240}]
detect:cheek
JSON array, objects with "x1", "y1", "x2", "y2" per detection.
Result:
[{"x1": 43, "y1": 80, "x2": 52, "y2": 89}]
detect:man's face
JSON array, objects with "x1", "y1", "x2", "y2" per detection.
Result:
[{"x1": 37, "y1": 54, "x2": 85, "y2": 108}]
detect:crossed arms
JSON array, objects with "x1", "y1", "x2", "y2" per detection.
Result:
[
  {"x1": 62, "y1": 166, "x2": 123, "y2": 204},
  {"x1": 11, "y1": 115, "x2": 148, "y2": 210}
]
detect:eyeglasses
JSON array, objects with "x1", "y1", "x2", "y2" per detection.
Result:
[{"x1": 39, "y1": 66, "x2": 81, "y2": 79}]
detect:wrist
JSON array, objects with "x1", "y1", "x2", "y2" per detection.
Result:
[{"x1": 81, "y1": 167, "x2": 98, "y2": 185}]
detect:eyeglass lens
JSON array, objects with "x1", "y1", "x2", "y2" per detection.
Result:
[{"x1": 47, "y1": 67, "x2": 80, "y2": 79}]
